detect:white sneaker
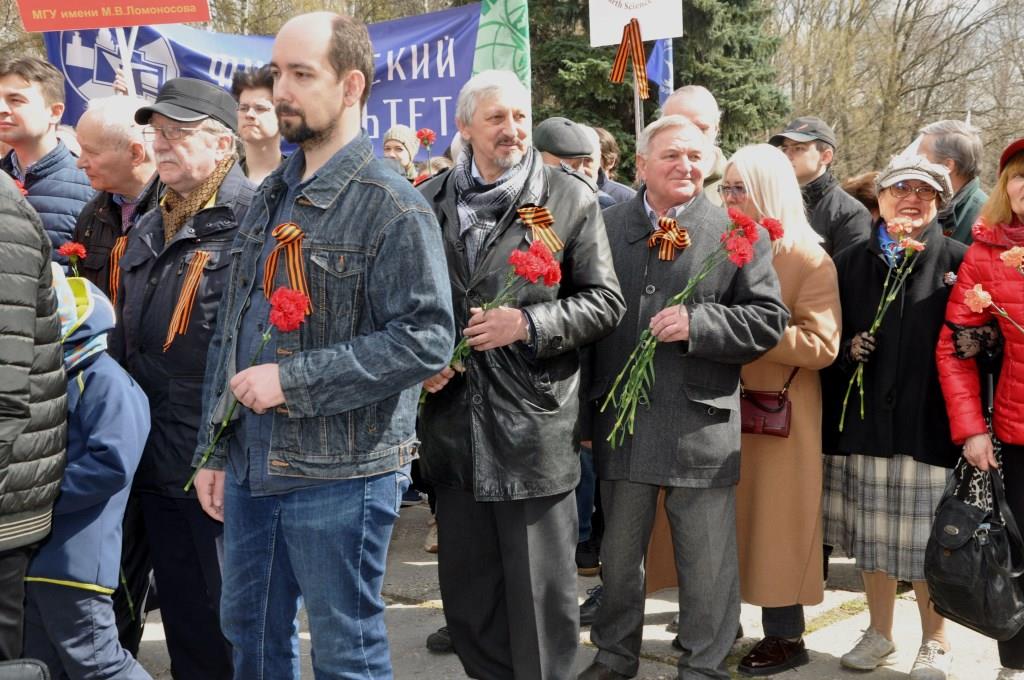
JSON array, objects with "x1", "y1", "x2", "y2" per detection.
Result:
[
  {"x1": 997, "y1": 668, "x2": 1024, "y2": 680},
  {"x1": 840, "y1": 628, "x2": 896, "y2": 670},
  {"x1": 909, "y1": 641, "x2": 951, "y2": 679}
]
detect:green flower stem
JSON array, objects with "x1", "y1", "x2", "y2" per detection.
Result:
[
  {"x1": 601, "y1": 247, "x2": 729, "y2": 447},
  {"x1": 994, "y1": 305, "x2": 1024, "y2": 336},
  {"x1": 838, "y1": 250, "x2": 920, "y2": 431},
  {"x1": 184, "y1": 329, "x2": 272, "y2": 491}
]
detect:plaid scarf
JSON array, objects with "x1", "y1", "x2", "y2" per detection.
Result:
[
  {"x1": 161, "y1": 156, "x2": 236, "y2": 243},
  {"x1": 453, "y1": 146, "x2": 542, "y2": 271}
]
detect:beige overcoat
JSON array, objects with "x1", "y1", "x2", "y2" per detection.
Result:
[{"x1": 645, "y1": 239, "x2": 841, "y2": 606}]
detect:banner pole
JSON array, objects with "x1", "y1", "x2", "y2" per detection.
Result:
[
  {"x1": 114, "y1": 27, "x2": 137, "y2": 97},
  {"x1": 633, "y1": 69, "x2": 643, "y2": 141}
]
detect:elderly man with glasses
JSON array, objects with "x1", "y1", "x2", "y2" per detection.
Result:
[{"x1": 108, "y1": 77, "x2": 253, "y2": 679}]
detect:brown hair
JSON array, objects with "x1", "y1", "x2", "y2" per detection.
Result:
[
  {"x1": 595, "y1": 127, "x2": 620, "y2": 174},
  {"x1": 981, "y1": 152, "x2": 1024, "y2": 226},
  {"x1": 0, "y1": 57, "x2": 65, "y2": 105},
  {"x1": 231, "y1": 65, "x2": 274, "y2": 99},
  {"x1": 842, "y1": 171, "x2": 880, "y2": 216},
  {"x1": 328, "y1": 15, "x2": 375, "y2": 107}
]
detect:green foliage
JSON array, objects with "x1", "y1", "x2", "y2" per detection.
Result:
[{"x1": 528, "y1": 0, "x2": 788, "y2": 180}]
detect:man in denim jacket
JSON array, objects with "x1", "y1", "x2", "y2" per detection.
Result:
[{"x1": 192, "y1": 12, "x2": 454, "y2": 680}]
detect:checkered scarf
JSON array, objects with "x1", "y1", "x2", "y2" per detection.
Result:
[{"x1": 452, "y1": 146, "x2": 542, "y2": 270}]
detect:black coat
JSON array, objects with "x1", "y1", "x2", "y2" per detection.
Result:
[
  {"x1": 0, "y1": 172, "x2": 67, "y2": 551},
  {"x1": 72, "y1": 176, "x2": 162, "y2": 297},
  {"x1": 803, "y1": 170, "x2": 872, "y2": 257},
  {"x1": 821, "y1": 220, "x2": 967, "y2": 467},
  {"x1": 111, "y1": 164, "x2": 253, "y2": 497},
  {"x1": 417, "y1": 157, "x2": 625, "y2": 501}
]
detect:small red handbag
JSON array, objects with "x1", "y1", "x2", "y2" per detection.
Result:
[{"x1": 740, "y1": 367, "x2": 799, "y2": 438}]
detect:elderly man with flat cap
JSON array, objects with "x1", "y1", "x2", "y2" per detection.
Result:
[
  {"x1": 535, "y1": 116, "x2": 613, "y2": 207},
  {"x1": 108, "y1": 77, "x2": 253, "y2": 679}
]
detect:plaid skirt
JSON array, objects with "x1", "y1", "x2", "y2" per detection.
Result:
[{"x1": 822, "y1": 453, "x2": 950, "y2": 581}]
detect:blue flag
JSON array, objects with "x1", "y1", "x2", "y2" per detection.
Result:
[
  {"x1": 645, "y1": 39, "x2": 673, "y2": 107},
  {"x1": 43, "y1": 4, "x2": 481, "y2": 160}
]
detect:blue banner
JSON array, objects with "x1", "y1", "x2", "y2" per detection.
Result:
[
  {"x1": 43, "y1": 3, "x2": 481, "y2": 160},
  {"x1": 645, "y1": 38, "x2": 673, "y2": 107}
]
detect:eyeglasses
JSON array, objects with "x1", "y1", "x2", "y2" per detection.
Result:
[
  {"x1": 143, "y1": 125, "x2": 203, "y2": 141},
  {"x1": 888, "y1": 181, "x2": 938, "y2": 201},
  {"x1": 718, "y1": 184, "x2": 747, "y2": 199},
  {"x1": 237, "y1": 103, "x2": 274, "y2": 115}
]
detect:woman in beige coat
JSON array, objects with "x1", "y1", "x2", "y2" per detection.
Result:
[{"x1": 723, "y1": 144, "x2": 842, "y2": 675}]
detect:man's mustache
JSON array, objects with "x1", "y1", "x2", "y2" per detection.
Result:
[{"x1": 276, "y1": 103, "x2": 302, "y2": 118}]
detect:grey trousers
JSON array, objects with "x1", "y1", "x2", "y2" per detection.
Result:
[
  {"x1": 591, "y1": 480, "x2": 739, "y2": 680},
  {"x1": 435, "y1": 485, "x2": 579, "y2": 680}
]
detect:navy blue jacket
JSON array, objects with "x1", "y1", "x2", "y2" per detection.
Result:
[
  {"x1": 26, "y1": 279, "x2": 150, "y2": 593},
  {"x1": 2, "y1": 143, "x2": 94, "y2": 259}
]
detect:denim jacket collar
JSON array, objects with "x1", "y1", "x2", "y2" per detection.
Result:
[{"x1": 263, "y1": 132, "x2": 374, "y2": 210}]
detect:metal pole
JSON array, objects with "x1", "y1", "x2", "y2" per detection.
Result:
[{"x1": 633, "y1": 68, "x2": 644, "y2": 141}]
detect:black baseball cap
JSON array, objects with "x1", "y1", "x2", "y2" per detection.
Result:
[
  {"x1": 534, "y1": 117, "x2": 593, "y2": 158},
  {"x1": 135, "y1": 78, "x2": 239, "y2": 134},
  {"x1": 769, "y1": 116, "x2": 837, "y2": 149}
]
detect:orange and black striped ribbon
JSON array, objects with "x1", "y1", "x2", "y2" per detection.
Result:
[
  {"x1": 517, "y1": 205, "x2": 563, "y2": 253},
  {"x1": 647, "y1": 217, "x2": 691, "y2": 261},
  {"x1": 263, "y1": 222, "x2": 311, "y2": 314},
  {"x1": 609, "y1": 18, "x2": 649, "y2": 100},
  {"x1": 163, "y1": 250, "x2": 210, "y2": 351},
  {"x1": 108, "y1": 235, "x2": 128, "y2": 306}
]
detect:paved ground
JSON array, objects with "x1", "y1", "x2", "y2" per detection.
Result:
[{"x1": 137, "y1": 503, "x2": 1004, "y2": 679}]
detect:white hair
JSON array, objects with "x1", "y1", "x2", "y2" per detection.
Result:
[
  {"x1": 455, "y1": 69, "x2": 530, "y2": 127},
  {"x1": 636, "y1": 115, "x2": 708, "y2": 158},
  {"x1": 662, "y1": 85, "x2": 721, "y2": 126},
  {"x1": 81, "y1": 95, "x2": 150, "y2": 147},
  {"x1": 725, "y1": 144, "x2": 823, "y2": 253}
]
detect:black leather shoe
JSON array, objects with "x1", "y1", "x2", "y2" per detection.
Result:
[
  {"x1": 577, "y1": 661, "x2": 634, "y2": 679},
  {"x1": 672, "y1": 623, "x2": 744, "y2": 651},
  {"x1": 737, "y1": 636, "x2": 810, "y2": 676},
  {"x1": 425, "y1": 626, "x2": 454, "y2": 653},
  {"x1": 579, "y1": 585, "x2": 603, "y2": 627}
]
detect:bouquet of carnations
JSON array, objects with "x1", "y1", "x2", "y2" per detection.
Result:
[{"x1": 602, "y1": 209, "x2": 783, "y2": 447}]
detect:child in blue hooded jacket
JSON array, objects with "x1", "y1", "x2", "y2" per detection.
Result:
[{"x1": 22, "y1": 267, "x2": 152, "y2": 680}]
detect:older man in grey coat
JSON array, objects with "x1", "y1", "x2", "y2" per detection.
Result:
[{"x1": 579, "y1": 116, "x2": 789, "y2": 680}]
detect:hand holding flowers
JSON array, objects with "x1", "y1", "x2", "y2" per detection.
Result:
[
  {"x1": 185, "y1": 287, "x2": 310, "y2": 491},
  {"x1": 964, "y1": 283, "x2": 1024, "y2": 336},
  {"x1": 838, "y1": 218, "x2": 926, "y2": 431}
]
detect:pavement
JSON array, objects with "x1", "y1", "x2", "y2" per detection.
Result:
[{"x1": 137, "y1": 502, "x2": 1004, "y2": 679}]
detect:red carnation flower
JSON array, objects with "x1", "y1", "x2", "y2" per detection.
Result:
[
  {"x1": 508, "y1": 240, "x2": 561, "y2": 286},
  {"x1": 269, "y1": 288, "x2": 310, "y2": 333},
  {"x1": 416, "y1": 128, "x2": 437, "y2": 147},
  {"x1": 727, "y1": 207, "x2": 760, "y2": 244},
  {"x1": 762, "y1": 217, "x2": 784, "y2": 242},
  {"x1": 57, "y1": 241, "x2": 87, "y2": 260},
  {"x1": 722, "y1": 233, "x2": 754, "y2": 267}
]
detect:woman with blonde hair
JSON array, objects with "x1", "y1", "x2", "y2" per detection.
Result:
[{"x1": 721, "y1": 143, "x2": 842, "y2": 675}]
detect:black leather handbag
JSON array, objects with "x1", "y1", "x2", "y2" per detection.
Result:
[
  {"x1": 925, "y1": 460, "x2": 1024, "y2": 640},
  {"x1": 0, "y1": 660, "x2": 49, "y2": 680}
]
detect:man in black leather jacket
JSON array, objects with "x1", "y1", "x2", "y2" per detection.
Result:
[
  {"x1": 770, "y1": 116, "x2": 872, "y2": 257},
  {"x1": 419, "y1": 70, "x2": 624, "y2": 680}
]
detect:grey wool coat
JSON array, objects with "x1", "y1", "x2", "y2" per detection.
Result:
[{"x1": 590, "y1": 190, "x2": 789, "y2": 488}]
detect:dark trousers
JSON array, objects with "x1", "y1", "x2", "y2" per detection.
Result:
[
  {"x1": 592, "y1": 480, "x2": 739, "y2": 680},
  {"x1": 0, "y1": 545, "x2": 33, "y2": 660},
  {"x1": 23, "y1": 583, "x2": 151, "y2": 680},
  {"x1": 762, "y1": 605, "x2": 805, "y2": 639},
  {"x1": 435, "y1": 486, "x2": 579, "y2": 680},
  {"x1": 140, "y1": 493, "x2": 232, "y2": 679},
  {"x1": 999, "y1": 445, "x2": 1024, "y2": 669},
  {"x1": 114, "y1": 493, "x2": 152, "y2": 656}
]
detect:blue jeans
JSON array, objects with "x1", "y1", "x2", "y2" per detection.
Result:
[{"x1": 221, "y1": 465, "x2": 407, "y2": 680}]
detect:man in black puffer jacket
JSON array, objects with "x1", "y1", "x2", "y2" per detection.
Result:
[
  {"x1": 0, "y1": 171, "x2": 67, "y2": 660},
  {"x1": 0, "y1": 57, "x2": 94, "y2": 260},
  {"x1": 770, "y1": 116, "x2": 872, "y2": 257}
]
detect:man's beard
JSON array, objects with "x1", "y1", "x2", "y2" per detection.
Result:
[
  {"x1": 493, "y1": 144, "x2": 524, "y2": 170},
  {"x1": 277, "y1": 104, "x2": 336, "y2": 150}
]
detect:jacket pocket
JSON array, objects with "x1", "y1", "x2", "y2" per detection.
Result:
[
  {"x1": 308, "y1": 250, "x2": 365, "y2": 342},
  {"x1": 484, "y1": 347, "x2": 560, "y2": 413}
]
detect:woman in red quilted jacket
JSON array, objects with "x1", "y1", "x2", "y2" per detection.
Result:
[{"x1": 936, "y1": 137, "x2": 1024, "y2": 680}]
